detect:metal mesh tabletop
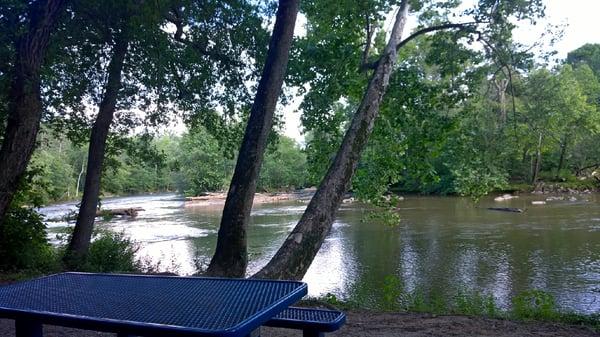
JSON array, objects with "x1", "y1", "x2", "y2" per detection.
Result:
[{"x1": 0, "y1": 272, "x2": 307, "y2": 337}]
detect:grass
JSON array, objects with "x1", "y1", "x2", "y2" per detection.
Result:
[{"x1": 313, "y1": 280, "x2": 600, "y2": 332}]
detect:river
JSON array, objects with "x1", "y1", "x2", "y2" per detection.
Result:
[{"x1": 39, "y1": 193, "x2": 600, "y2": 314}]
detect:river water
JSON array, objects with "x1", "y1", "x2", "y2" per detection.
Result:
[{"x1": 40, "y1": 193, "x2": 600, "y2": 314}]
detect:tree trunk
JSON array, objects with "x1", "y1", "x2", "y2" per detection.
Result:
[
  {"x1": 76, "y1": 156, "x2": 85, "y2": 198},
  {"x1": 254, "y1": 0, "x2": 411, "y2": 280},
  {"x1": 555, "y1": 135, "x2": 568, "y2": 180},
  {"x1": 64, "y1": 32, "x2": 129, "y2": 266},
  {"x1": 531, "y1": 132, "x2": 543, "y2": 185},
  {"x1": 0, "y1": 0, "x2": 66, "y2": 223},
  {"x1": 493, "y1": 77, "x2": 508, "y2": 124},
  {"x1": 205, "y1": 0, "x2": 299, "y2": 277}
]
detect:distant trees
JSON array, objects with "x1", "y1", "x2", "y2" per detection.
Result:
[
  {"x1": 18, "y1": 131, "x2": 308, "y2": 205},
  {"x1": 567, "y1": 44, "x2": 600, "y2": 79}
]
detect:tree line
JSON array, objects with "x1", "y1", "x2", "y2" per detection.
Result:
[
  {"x1": 1, "y1": 0, "x2": 598, "y2": 280},
  {"x1": 26, "y1": 130, "x2": 308, "y2": 205}
]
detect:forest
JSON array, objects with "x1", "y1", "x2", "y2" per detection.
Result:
[
  {"x1": 1, "y1": 0, "x2": 599, "y2": 292},
  {"x1": 26, "y1": 131, "x2": 308, "y2": 204},
  {"x1": 21, "y1": 41, "x2": 600, "y2": 206}
]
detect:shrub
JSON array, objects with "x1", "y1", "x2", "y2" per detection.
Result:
[
  {"x1": 82, "y1": 231, "x2": 141, "y2": 273},
  {"x1": 455, "y1": 291, "x2": 499, "y2": 317},
  {"x1": 0, "y1": 207, "x2": 57, "y2": 272},
  {"x1": 512, "y1": 290, "x2": 558, "y2": 320}
]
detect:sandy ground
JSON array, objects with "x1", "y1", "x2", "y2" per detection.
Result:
[
  {"x1": 183, "y1": 190, "x2": 315, "y2": 208},
  {"x1": 1, "y1": 312, "x2": 597, "y2": 337}
]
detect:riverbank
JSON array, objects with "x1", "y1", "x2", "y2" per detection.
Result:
[
  {"x1": 1, "y1": 312, "x2": 597, "y2": 336},
  {"x1": 183, "y1": 189, "x2": 316, "y2": 207}
]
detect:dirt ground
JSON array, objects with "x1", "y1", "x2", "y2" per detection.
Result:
[{"x1": 1, "y1": 312, "x2": 597, "y2": 337}]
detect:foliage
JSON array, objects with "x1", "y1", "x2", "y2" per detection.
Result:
[
  {"x1": 512, "y1": 290, "x2": 558, "y2": 321},
  {"x1": 567, "y1": 44, "x2": 600, "y2": 79},
  {"x1": 0, "y1": 207, "x2": 57, "y2": 272},
  {"x1": 20, "y1": 129, "x2": 309, "y2": 205},
  {"x1": 170, "y1": 129, "x2": 234, "y2": 196},
  {"x1": 0, "y1": 163, "x2": 59, "y2": 272},
  {"x1": 292, "y1": 0, "x2": 600, "y2": 204},
  {"x1": 257, "y1": 137, "x2": 308, "y2": 191},
  {"x1": 317, "y1": 277, "x2": 598, "y2": 330},
  {"x1": 455, "y1": 291, "x2": 499, "y2": 317},
  {"x1": 80, "y1": 231, "x2": 141, "y2": 273}
]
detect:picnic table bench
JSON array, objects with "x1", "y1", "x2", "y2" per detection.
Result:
[
  {"x1": 266, "y1": 307, "x2": 345, "y2": 337},
  {"x1": 0, "y1": 272, "x2": 345, "y2": 337}
]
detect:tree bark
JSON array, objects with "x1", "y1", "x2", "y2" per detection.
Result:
[
  {"x1": 254, "y1": 0, "x2": 411, "y2": 280},
  {"x1": 531, "y1": 132, "x2": 543, "y2": 185},
  {"x1": 76, "y1": 157, "x2": 85, "y2": 198},
  {"x1": 0, "y1": 0, "x2": 66, "y2": 223},
  {"x1": 493, "y1": 77, "x2": 508, "y2": 123},
  {"x1": 205, "y1": 0, "x2": 299, "y2": 277},
  {"x1": 555, "y1": 134, "x2": 568, "y2": 180},
  {"x1": 64, "y1": 31, "x2": 129, "y2": 266}
]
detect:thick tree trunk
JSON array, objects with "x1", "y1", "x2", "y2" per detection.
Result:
[
  {"x1": 64, "y1": 32, "x2": 129, "y2": 266},
  {"x1": 205, "y1": 0, "x2": 299, "y2": 277},
  {"x1": 254, "y1": 0, "x2": 411, "y2": 280},
  {"x1": 0, "y1": 0, "x2": 65, "y2": 223}
]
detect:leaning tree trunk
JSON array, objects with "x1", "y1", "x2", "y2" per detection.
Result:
[
  {"x1": 64, "y1": 32, "x2": 129, "y2": 267},
  {"x1": 254, "y1": 0, "x2": 411, "y2": 280},
  {"x1": 0, "y1": 0, "x2": 66, "y2": 223},
  {"x1": 205, "y1": 0, "x2": 299, "y2": 277}
]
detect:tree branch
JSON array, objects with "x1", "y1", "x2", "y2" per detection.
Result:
[
  {"x1": 360, "y1": 11, "x2": 373, "y2": 71},
  {"x1": 362, "y1": 22, "x2": 477, "y2": 71},
  {"x1": 166, "y1": 8, "x2": 241, "y2": 67}
]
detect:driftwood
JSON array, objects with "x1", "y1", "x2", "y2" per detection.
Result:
[
  {"x1": 97, "y1": 207, "x2": 144, "y2": 218},
  {"x1": 46, "y1": 207, "x2": 145, "y2": 222},
  {"x1": 487, "y1": 207, "x2": 524, "y2": 213}
]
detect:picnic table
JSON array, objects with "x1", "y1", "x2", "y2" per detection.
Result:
[{"x1": 0, "y1": 272, "x2": 307, "y2": 337}]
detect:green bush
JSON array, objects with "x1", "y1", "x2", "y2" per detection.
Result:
[
  {"x1": 0, "y1": 207, "x2": 57, "y2": 272},
  {"x1": 81, "y1": 231, "x2": 141, "y2": 273},
  {"x1": 512, "y1": 290, "x2": 558, "y2": 320},
  {"x1": 455, "y1": 291, "x2": 499, "y2": 317}
]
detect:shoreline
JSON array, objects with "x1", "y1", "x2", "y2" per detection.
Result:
[
  {"x1": 183, "y1": 189, "x2": 315, "y2": 207},
  {"x1": 1, "y1": 312, "x2": 597, "y2": 337}
]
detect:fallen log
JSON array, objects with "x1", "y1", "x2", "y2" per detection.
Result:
[
  {"x1": 487, "y1": 207, "x2": 524, "y2": 213},
  {"x1": 96, "y1": 207, "x2": 144, "y2": 218}
]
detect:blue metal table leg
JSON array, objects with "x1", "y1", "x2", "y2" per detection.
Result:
[{"x1": 15, "y1": 320, "x2": 42, "y2": 337}]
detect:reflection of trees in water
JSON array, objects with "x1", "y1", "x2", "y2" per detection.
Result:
[
  {"x1": 340, "y1": 196, "x2": 599, "y2": 313},
  {"x1": 147, "y1": 195, "x2": 598, "y2": 312}
]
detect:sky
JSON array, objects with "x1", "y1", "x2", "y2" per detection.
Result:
[{"x1": 281, "y1": 0, "x2": 600, "y2": 142}]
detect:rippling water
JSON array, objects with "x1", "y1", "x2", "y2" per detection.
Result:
[{"x1": 40, "y1": 193, "x2": 600, "y2": 314}]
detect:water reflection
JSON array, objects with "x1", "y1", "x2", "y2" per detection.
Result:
[{"x1": 39, "y1": 193, "x2": 600, "y2": 313}]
